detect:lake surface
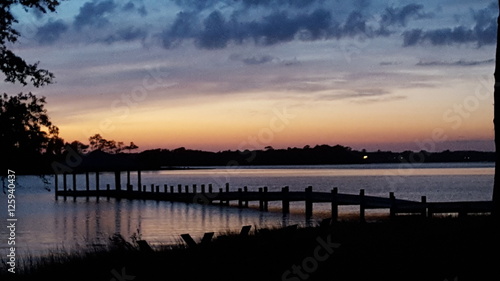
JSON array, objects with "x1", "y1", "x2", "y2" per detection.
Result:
[{"x1": 0, "y1": 162, "x2": 494, "y2": 258}]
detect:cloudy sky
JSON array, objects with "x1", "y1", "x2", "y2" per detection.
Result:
[{"x1": 3, "y1": 0, "x2": 498, "y2": 152}]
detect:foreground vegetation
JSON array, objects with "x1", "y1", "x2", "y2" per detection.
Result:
[{"x1": 2, "y1": 216, "x2": 498, "y2": 281}]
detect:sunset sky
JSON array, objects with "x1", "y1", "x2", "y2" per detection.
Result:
[{"x1": 2, "y1": 0, "x2": 498, "y2": 152}]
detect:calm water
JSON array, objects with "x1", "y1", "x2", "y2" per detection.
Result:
[{"x1": 0, "y1": 162, "x2": 494, "y2": 257}]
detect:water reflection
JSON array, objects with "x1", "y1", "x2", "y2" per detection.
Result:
[{"x1": 0, "y1": 163, "x2": 494, "y2": 257}]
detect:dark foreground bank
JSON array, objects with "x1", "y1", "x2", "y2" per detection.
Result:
[{"x1": 2, "y1": 216, "x2": 498, "y2": 281}]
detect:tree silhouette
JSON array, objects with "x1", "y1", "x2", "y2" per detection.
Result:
[
  {"x1": 0, "y1": 92, "x2": 62, "y2": 171},
  {"x1": 1, "y1": 0, "x2": 60, "y2": 86},
  {"x1": 88, "y1": 134, "x2": 124, "y2": 154},
  {"x1": 124, "y1": 142, "x2": 139, "y2": 153}
]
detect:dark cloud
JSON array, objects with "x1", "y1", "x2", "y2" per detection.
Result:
[
  {"x1": 402, "y1": 2, "x2": 497, "y2": 47},
  {"x1": 197, "y1": 11, "x2": 231, "y2": 49},
  {"x1": 381, "y1": 4, "x2": 425, "y2": 27},
  {"x1": 161, "y1": 11, "x2": 198, "y2": 48},
  {"x1": 122, "y1": 1, "x2": 147, "y2": 16},
  {"x1": 74, "y1": 0, "x2": 117, "y2": 30},
  {"x1": 35, "y1": 19, "x2": 69, "y2": 45},
  {"x1": 416, "y1": 58, "x2": 495, "y2": 67},
  {"x1": 105, "y1": 26, "x2": 147, "y2": 43},
  {"x1": 160, "y1": 7, "x2": 373, "y2": 50}
]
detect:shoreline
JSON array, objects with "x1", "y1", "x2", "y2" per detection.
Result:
[{"x1": 2, "y1": 215, "x2": 497, "y2": 281}]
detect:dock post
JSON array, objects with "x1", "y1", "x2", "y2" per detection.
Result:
[
  {"x1": 185, "y1": 185, "x2": 189, "y2": 194},
  {"x1": 63, "y1": 173, "x2": 67, "y2": 192},
  {"x1": 238, "y1": 188, "x2": 243, "y2": 208},
  {"x1": 282, "y1": 186, "x2": 290, "y2": 214},
  {"x1": 201, "y1": 184, "x2": 205, "y2": 194},
  {"x1": 305, "y1": 186, "x2": 313, "y2": 219},
  {"x1": 137, "y1": 170, "x2": 141, "y2": 192},
  {"x1": 209, "y1": 184, "x2": 213, "y2": 194},
  {"x1": 225, "y1": 183, "x2": 230, "y2": 205},
  {"x1": 164, "y1": 184, "x2": 168, "y2": 193},
  {"x1": 95, "y1": 172, "x2": 100, "y2": 191},
  {"x1": 143, "y1": 185, "x2": 146, "y2": 192},
  {"x1": 126, "y1": 171, "x2": 130, "y2": 188},
  {"x1": 55, "y1": 173, "x2": 59, "y2": 199},
  {"x1": 331, "y1": 188, "x2": 338, "y2": 222},
  {"x1": 85, "y1": 172, "x2": 90, "y2": 192},
  {"x1": 263, "y1": 186, "x2": 268, "y2": 211},
  {"x1": 170, "y1": 185, "x2": 174, "y2": 193},
  {"x1": 421, "y1": 196, "x2": 427, "y2": 217},
  {"x1": 359, "y1": 189, "x2": 365, "y2": 222},
  {"x1": 219, "y1": 188, "x2": 224, "y2": 205},
  {"x1": 193, "y1": 184, "x2": 197, "y2": 194},
  {"x1": 151, "y1": 184, "x2": 155, "y2": 193},
  {"x1": 244, "y1": 186, "x2": 249, "y2": 207},
  {"x1": 178, "y1": 184, "x2": 182, "y2": 193},
  {"x1": 389, "y1": 192, "x2": 396, "y2": 219},
  {"x1": 156, "y1": 185, "x2": 160, "y2": 193},
  {"x1": 258, "y1": 188, "x2": 264, "y2": 211},
  {"x1": 72, "y1": 173, "x2": 77, "y2": 192},
  {"x1": 114, "y1": 171, "x2": 121, "y2": 191}
]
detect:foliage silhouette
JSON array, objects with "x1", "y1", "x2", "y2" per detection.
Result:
[{"x1": 0, "y1": 0, "x2": 60, "y2": 86}]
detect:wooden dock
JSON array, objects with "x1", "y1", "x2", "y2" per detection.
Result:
[{"x1": 54, "y1": 171, "x2": 494, "y2": 221}]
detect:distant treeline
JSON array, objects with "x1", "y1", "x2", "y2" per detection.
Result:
[{"x1": 136, "y1": 145, "x2": 494, "y2": 169}]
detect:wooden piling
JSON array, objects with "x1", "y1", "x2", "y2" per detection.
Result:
[
  {"x1": 178, "y1": 184, "x2": 182, "y2": 193},
  {"x1": 219, "y1": 188, "x2": 224, "y2": 205},
  {"x1": 331, "y1": 188, "x2": 338, "y2": 222},
  {"x1": 72, "y1": 173, "x2": 77, "y2": 191},
  {"x1": 209, "y1": 184, "x2": 213, "y2": 194},
  {"x1": 185, "y1": 185, "x2": 189, "y2": 194},
  {"x1": 421, "y1": 196, "x2": 427, "y2": 217},
  {"x1": 238, "y1": 188, "x2": 243, "y2": 208},
  {"x1": 156, "y1": 185, "x2": 160, "y2": 193},
  {"x1": 151, "y1": 184, "x2": 154, "y2": 193},
  {"x1": 137, "y1": 171, "x2": 141, "y2": 192},
  {"x1": 225, "y1": 183, "x2": 230, "y2": 205},
  {"x1": 244, "y1": 186, "x2": 249, "y2": 207},
  {"x1": 305, "y1": 186, "x2": 313, "y2": 218},
  {"x1": 126, "y1": 171, "x2": 130, "y2": 188},
  {"x1": 282, "y1": 186, "x2": 290, "y2": 214},
  {"x1": 85, "y1": 172, "x2": 90, "y2": 191},
  {"x1": 114, "y1": 171, "x2": 121, "y2": 191},
  {"x1": 263, "y1": 186, "x2": 268, "y2": 211},
  {"x1": 164, "y1": 184, "x2": 168, "y2": 193},
  {"x1": 170, "y1": 185, "x2": 174, "y2": 193},
  {"x1": 63, "y1": 173, "x2": 67, "y2": 192},
  {"x1": 193, "y1": 184, "x2": 197, "y2": 194},
  {"x1": 95, "y1": 172, "x2": 100, "y2": 191},
  {"x1": 201, "y1": 184, "x2": 205, "y2": 194},
  {"x1": 359, "y1": 189, "x2": 365, "y2": 222},
  {"x1": 259, "y1": 188, "x2": 264, "y2": 211},
  {"x1": 55, "y1": 173, "x2": 59, "y2": 199}
]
